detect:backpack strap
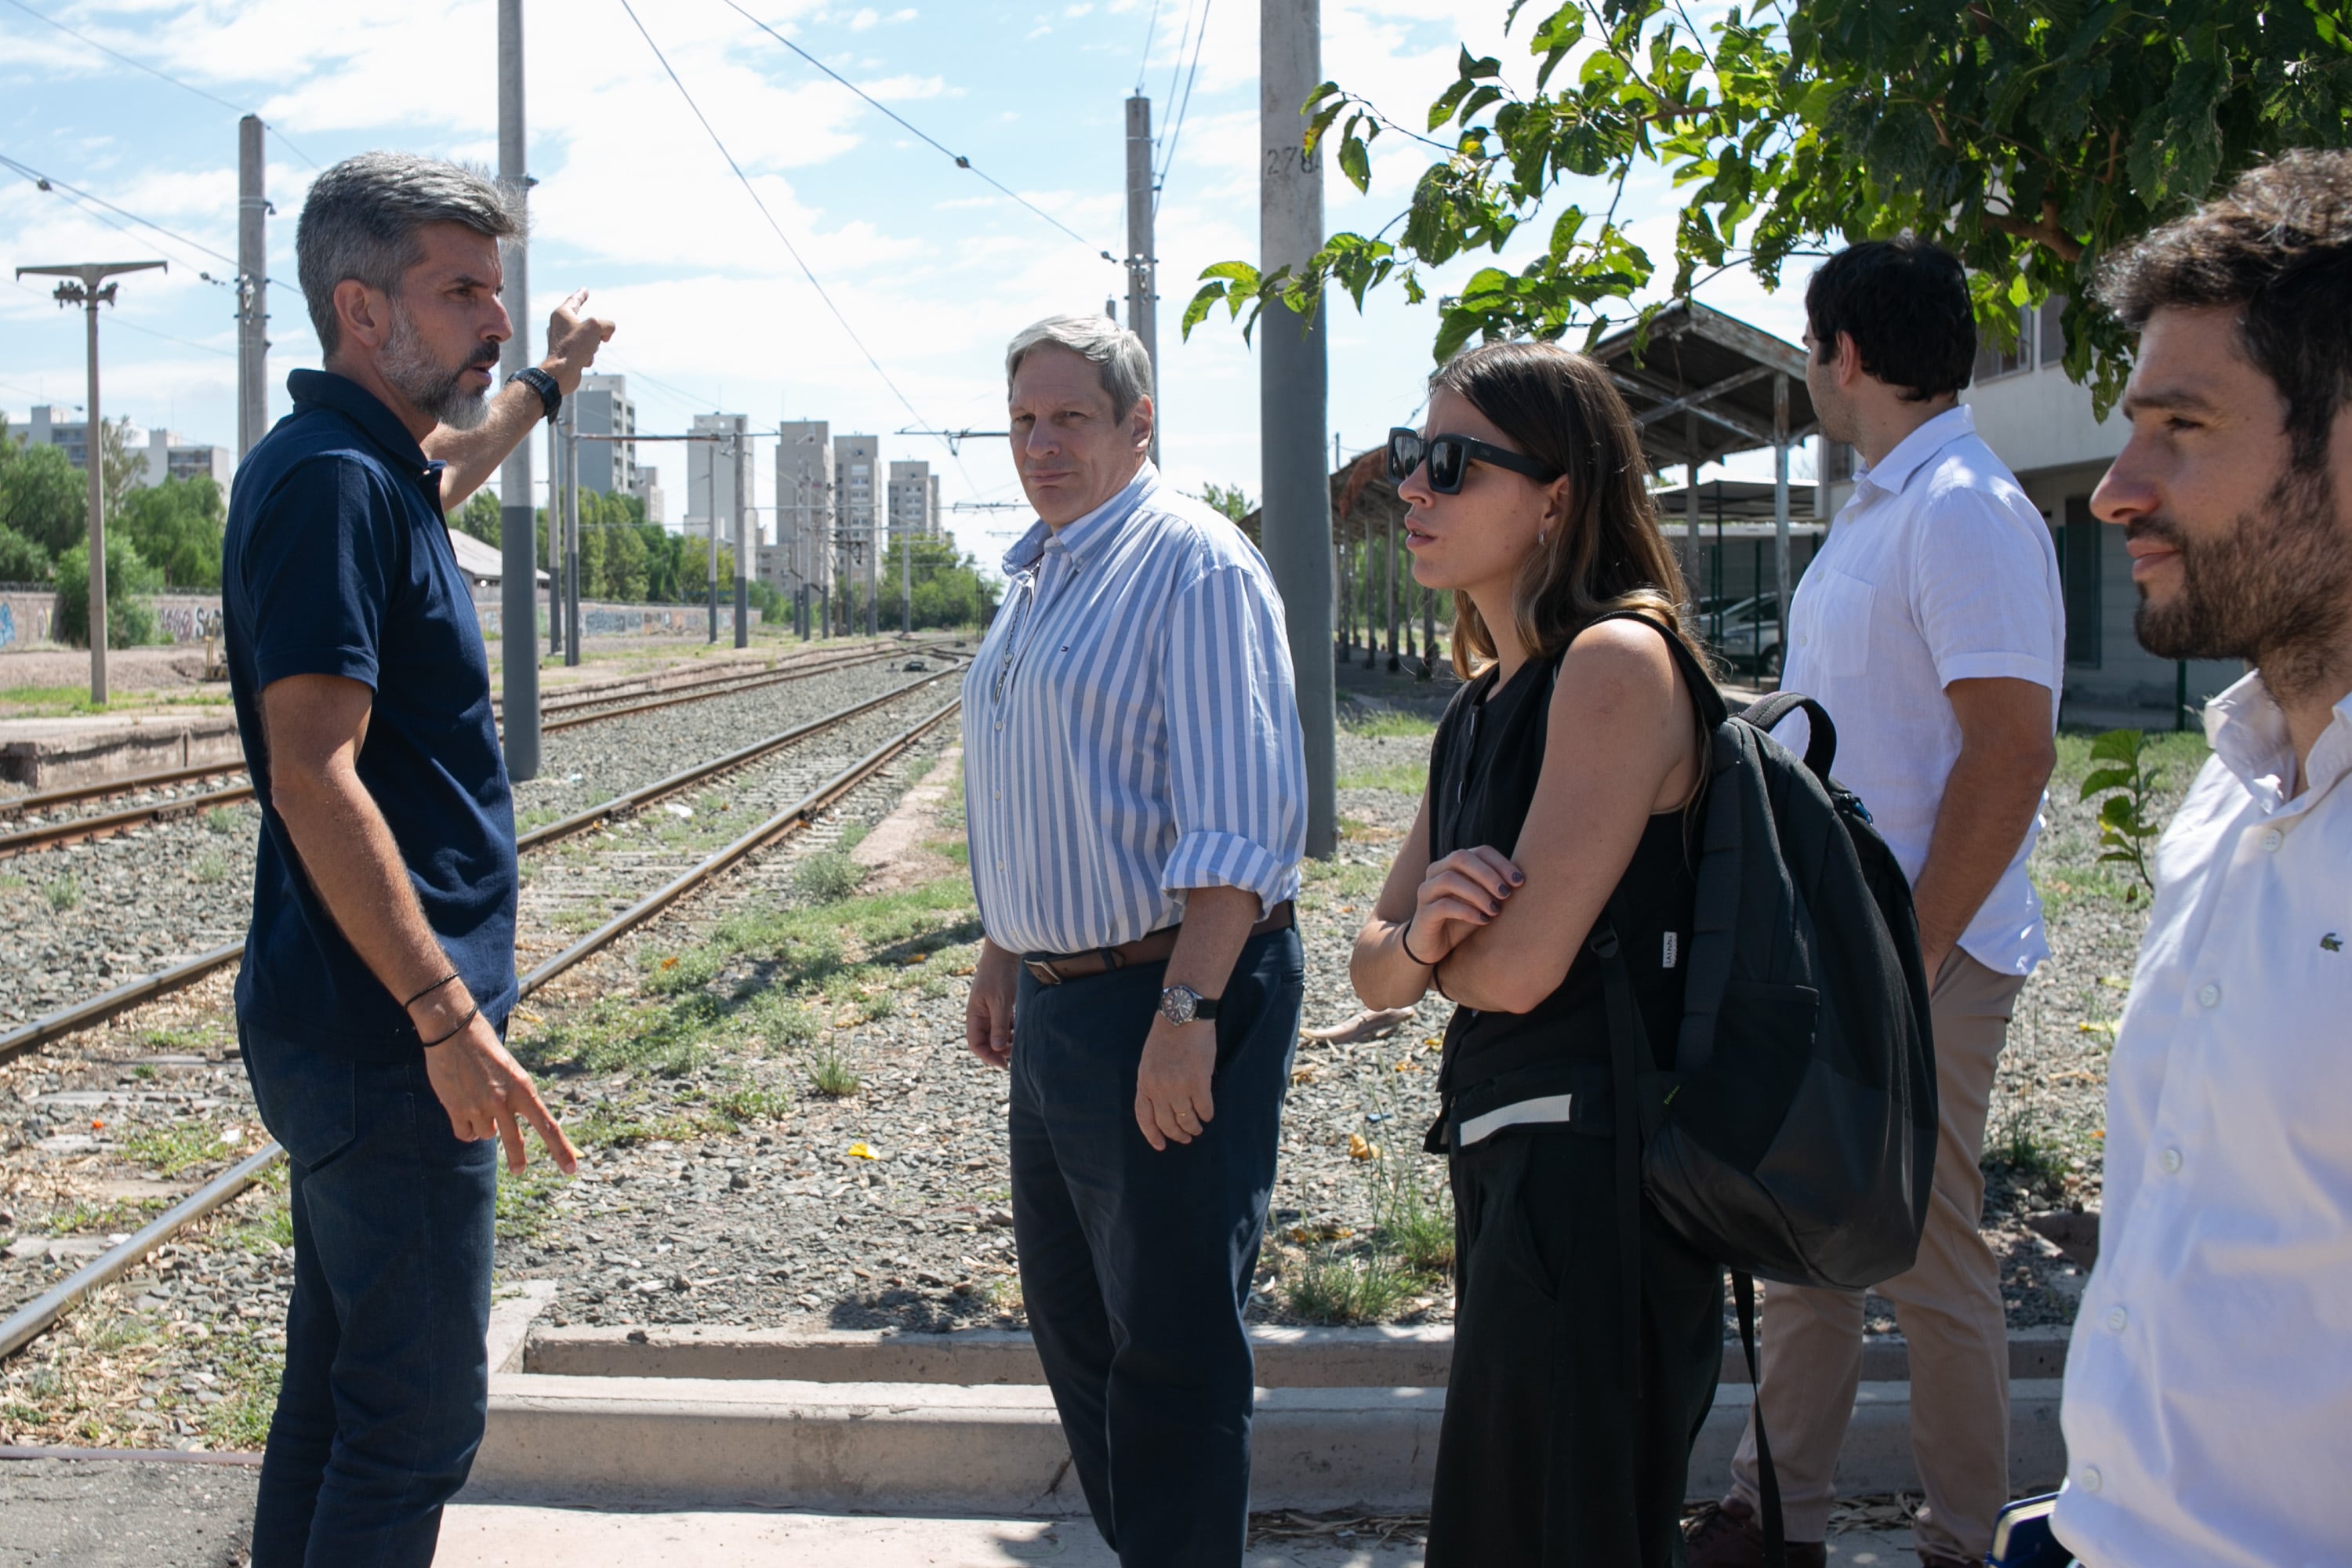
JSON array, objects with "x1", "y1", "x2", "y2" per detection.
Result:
[
  {"x1": 1740, "y1": 691, "x2": 1839, "y2": 785},
  {"x1": 1588, "y1": 895, "x2": 1652, "y2": 1406}
]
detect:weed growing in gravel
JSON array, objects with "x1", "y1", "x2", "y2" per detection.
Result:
[
  {"x1": 45, "y1": 1199, "x2": 146, "y2": 1236},
  {"x1": 123, "y1": 1121, "x2": 241, "y2": 1178},
  {"x1": 495, "y1": 1159, "x2": 568, "y2": 1242},
  {"x1": 202, "y1": 806, "x2": 241, "y2": 834},
  {"x1": 1281, "y1": 1250, "x2": 1419, "y2": 1324},
  {"x1": 42, "y1": 874, "x2": 80, "y2": 912},
  {"x1": 1341, "y1": 706, "x2": 1439, "y2": 739},
  {"x1": 808, "y1": 1039, "x2": 862, "y2": 1098},
  {"x1": 141, "y1": 1023, "x2": 225, "y2": 1054},
  {"x1": 795, "y1": 848, "x2": 865, "y2": 901},
  {"x1": 1986, "y1": 1118, "x2": 2072, "y2": 1200},
  {"x1": 519, "y1": 995, "x2": 713, "y2": 1077},
  {"x1": 571, "y1": 1099, "x2": 704, "y2": 1149},
  {"x1": 0, "y1": 872, "x2": 23, "y2": 891},
  {"x1": 1369, "y1": 1156, "x2": 1455, "y2": 1279},
  {"x1": 554, "y1": 904, "x2": 610, "y2": 935},
  {"x1": 710, "y1": 1084, "x2": 795, "y2": 1125},
  {"x1": 190, "y1": 850, "x2": 230, "y2": 884},
  {"x1": 1303, "y1": 857, "x2": 1389, "y2": 905},
  {"x1": 223, "y1": 1209, "x2": 296, "y2": 1253}
]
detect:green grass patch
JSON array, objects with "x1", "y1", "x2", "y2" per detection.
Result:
[
  {"x1": 807, "y1": 1039, "x2": 862, "y2": 1098},
  {"x1": 494, "y1": 1158, "x2": 568, "y2": 1242},
  {"x1": 1984, "y1": 1117, "x2": 2071, "y2": 1199},
  {"x1": 45, "y1": 1199, "x2": 147, "y2": 1236},
  {"x1": 710, "y1": 1084, "x2": 794, "y2": 1125},
  {"x1": 121, "y1": 1120, "x2": 241, "y2": 1178},
  {"x1": 553, "y1": 904, "x2": 611, "y2": 935},
  {"x1": 1336, "y1": 760, "x2": 1428, "y2": 794},
  {"x1": 43, "y1": 874, "x2": 80, "y2": 912},
  {"x1": 1302, "y1": 857, "x2": 1390, "y2": 905},
  {"x1": 516, "y1": 994, "x2": 716, "y2": 1078},
  {"x1": 570, "y1": 1099, "x2": 706, "y2": 1149},
  {"x1": 793, "y1": 848, "x2": 865, "y2": 901},
  {"x1": 141, "y1": 1023, "x2": 226, "y2": 1054},
  {"x1": 201, "y1": 806, "x2": 241, "y2": 835},
  {"x1": 190, "y1": 851, "x2": 229, "y2": 884}
]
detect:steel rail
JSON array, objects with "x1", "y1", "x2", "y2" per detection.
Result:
[
  {"x1": 0, "y1": 695, "x2": 964, "y2": 1363},
  {"x1": 0, "y1": 760, "x2": 251, "y2": 819},
  {"x1": 0, "y1": 647, "x2": 965, "y2": 858},
  {"x1": 0, "y1": 665, "x2": 964, "y2": 1062}
]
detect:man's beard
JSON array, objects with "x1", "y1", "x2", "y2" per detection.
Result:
[
  {"x1": 2132, "y1": 462, "x2": 2352, "y2": 699},
  {"x1": 381, "y1": 300, "x2": 499, "y2": 431}
]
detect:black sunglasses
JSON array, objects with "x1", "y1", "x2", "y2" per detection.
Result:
[{"x1": 1387, "y1": 426, "x2": 1563, "y2": 495}]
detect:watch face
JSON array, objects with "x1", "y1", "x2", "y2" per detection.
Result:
[{"x1": 1160, "y1": 985, "x2": 1197, "y2": 1025}]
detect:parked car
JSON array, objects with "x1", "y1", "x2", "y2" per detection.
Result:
[{"x1": 1697, "y1": 594, "x2": 1783, "y2": 682}]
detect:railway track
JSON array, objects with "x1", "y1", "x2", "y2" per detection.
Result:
[
  {"x1": 0, "y1": 639, "x2": 960, "y2": 858},
  {"x1": 0, "y1": 676, "x2": 964, "y2": 1360}
]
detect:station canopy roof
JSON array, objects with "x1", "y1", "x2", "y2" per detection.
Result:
[
  {"x1": 1588, "y1": 300, "x2": 1818, "y2": 472},
  {"x1": 1648, "y1": 478, "x2": 1823, "y2": 526}
]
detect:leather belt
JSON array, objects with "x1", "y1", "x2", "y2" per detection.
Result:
[{"x1": 1022, "y1": 902, "x2": 1295, "y2": 986}]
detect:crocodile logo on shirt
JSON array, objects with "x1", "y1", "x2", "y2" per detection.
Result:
[{"x1": 2325, "y1": 932, "x2": 2345, "y2": 953}]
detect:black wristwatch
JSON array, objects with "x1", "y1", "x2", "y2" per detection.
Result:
[
  {"x1": 510, "y1": 365, "x2": 561, "y2": 424},
  {"x1": 1159, "y1": 984, "x2": 1220, "y2": 1025}
]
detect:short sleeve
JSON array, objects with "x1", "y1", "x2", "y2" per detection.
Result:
[
  {"x1": 241, "y1": 456, "x2": 398, "y2": 693},
  {"x1": 1908, "y1": 483, "x2": 2063, "y2": 693}
]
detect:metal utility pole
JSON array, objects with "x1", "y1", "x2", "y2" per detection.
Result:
[
  {"x1": 235, "y1": 117, "x2": 268, "y2": 459},
  {"x1": 546, "y1": 415, "x2": 562, "y2": 657},
  {"x1": 706, "y1": 452, "x2": 720, "y2": 645},
  {"x1": 1125, "y1": 94, "x2": 1160, "y2": 464},
  {"x1": 1261, "y1": 0, "x2": 1337, "y2": 858},
  {"x1": 733, "y1": 437, "x2": 750, "y2": 649},
  {"x1": 900, "y1": 520, "x2": 913, "y2": 637},
  {"x1": 1385, "y1": 503, "x2": 1400, "y2": 672},
  {"x1": 16, "y1": 260, "x2": 165, "y2": 706},
  {"x1": 495, "y1": 0, "x2": 540, "y2": 780},
  {"x1": 563, "y1": 397, "x2": 582, "y2": 666}
]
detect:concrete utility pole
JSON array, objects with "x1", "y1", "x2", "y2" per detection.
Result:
[
  {"x1": 707, "y1": 442, "x2": 721, "y2": 644},
  {"x1": 235, "y1": 117, "x2": 268, "y2": 459},
  {"x1": 900, "y1": 520, "x2": 912, "y2": 636},
  {"x1": 1125, "y1": 94, "x2": 1160, "y2": 465},
  {"x1": 1261, "y1": 0, "x2": 1337, "y2": 858},
  {"x1": 495, "y1": 0, "x2": 540, "y2": 780},
  {"x1": 16, "y1": 260, "x2": 165, "y2": 706},
  {"x1": 1773, "y1": 372, "x2": 1792, "y2": 672}
]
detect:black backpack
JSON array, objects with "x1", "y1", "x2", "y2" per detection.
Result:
[{"x1": 1587, "y1": 612, "x2": 1938, "y2": 1566}]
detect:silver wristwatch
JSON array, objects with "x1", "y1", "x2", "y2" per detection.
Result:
[{"x1": 1158, "y1": 983, "x2": 1220, "y2": 1025}]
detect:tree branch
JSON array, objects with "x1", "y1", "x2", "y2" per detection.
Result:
[{"x1": 1982, "y1": 197, "x2": 2085, "y2": 263}]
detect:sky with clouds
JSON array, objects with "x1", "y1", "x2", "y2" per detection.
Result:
[{"x1": 0, "y1": 0, "x2": 1826, "y2": 564}]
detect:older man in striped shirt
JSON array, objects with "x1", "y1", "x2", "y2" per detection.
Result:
[{"x1": 963, "y1": 314, "x2": 1308, "y2": 1566}]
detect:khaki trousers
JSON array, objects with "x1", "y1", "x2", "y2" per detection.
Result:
[{"x1": 1727, "y1": 950, "x2": 2027, "y2": 1561}]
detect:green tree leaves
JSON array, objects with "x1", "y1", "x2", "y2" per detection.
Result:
[{"x1": 1193, "y1": 0, "x2": 2352, "y2": 410}]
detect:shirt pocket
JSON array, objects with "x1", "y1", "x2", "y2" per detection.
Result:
[{"x1": 1794, "y1": 567, "x2": 1877, "y2": 681}]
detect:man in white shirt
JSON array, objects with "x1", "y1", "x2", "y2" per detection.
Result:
[
  {"x1": 1687, "y1": 239, "x2": 2063, "y2": 1568},
  {"x1": 2050, "y1": 150, "x2": 2352, "y2": 1568}
]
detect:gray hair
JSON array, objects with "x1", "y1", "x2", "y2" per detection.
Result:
[
  {"x1": 1005, "y1": 314, "x2": 1153, "y2": 419},
  {"x1": 296, "y1": 153, "x2": 523, "y2": 357}
]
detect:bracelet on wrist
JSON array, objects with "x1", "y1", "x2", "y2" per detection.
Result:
[
  {"x1": 1399, "y1": 919, "x2": 1437, "y2": 967},
  {"x1": 420, "y1": 1004, "x2": 480, "y2": 1050},
  {"x1": 403, "y1": 971, "x2": 459, "y2": 1010}
]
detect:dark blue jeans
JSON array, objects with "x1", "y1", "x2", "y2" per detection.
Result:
[
  {"x1": 238, "y1": 1017, "x2": 496, "y2": 1568},
  {"x1": 1010, "y1": 926, "x2": 1305, "y2": 1568}
]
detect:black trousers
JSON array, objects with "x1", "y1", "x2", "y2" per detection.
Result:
[
  {"x1": 1008, "y1": 927, "x2": 1305, "y2": 1568},
  {"x1": 1427, "y1": 1123, "x2": 1724, "y2": 1566}
]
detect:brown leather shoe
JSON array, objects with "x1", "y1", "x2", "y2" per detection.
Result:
[{"x1": 1682, "y1": 1497, "x2": 1828, "y2": 1568}]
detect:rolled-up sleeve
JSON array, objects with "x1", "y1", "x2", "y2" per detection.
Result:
[{"x1": 1160, "y1": 561, "x2": 1308, "y2": 914}]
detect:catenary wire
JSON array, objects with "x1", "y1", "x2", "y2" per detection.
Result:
[
  {"x1": 1134, "y1": 0, "x2": 1164, "y2": 94},
  {"x1": 1154, "y1": 0, "x2": 1212, "y2": 212},
  {"x1": 5, "y1": 276, "x2": 236, "y2": 359},
  {"x1": 615, "y1": 0, "x2": 979, "y2": 494},
  {"x1": 0, "y1": 152, "x2": 292, "y2": 291},
  {"x1": 725, "y1": 1, "x2": 1110, "y2": 261},
  {"x1": 0, "y1": 0, "x2": 321, "y2": 169}
]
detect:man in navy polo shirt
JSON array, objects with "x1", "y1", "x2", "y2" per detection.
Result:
[{"x1": 223, "y1": 151, "x2": 612, "y2": 1566}]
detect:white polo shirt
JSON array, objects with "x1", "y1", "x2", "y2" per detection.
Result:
[
  {"x1": 2053, "y1": 677, "x2": 2352, "y2": 1568},
  {"x1": 1779, "y1": 405, "x2": 2063, "y2": 975}
]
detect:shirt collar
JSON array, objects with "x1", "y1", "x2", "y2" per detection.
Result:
[
  {"x1": 1852, "y1": 404, "x2": 1977, "y2": 499},
  {"x1": 2203, "y1": 671, "x2": 2352, "y2": 813},
  {"x1": 1000, "y1": 461, "x2": 1158, "y2": 575},
  {"x1": 288, "y1": 368, "x2": 434, "y2": 475}
]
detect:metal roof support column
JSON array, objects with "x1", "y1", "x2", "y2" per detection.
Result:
[
  {"x1": 1773, "y1": 373, "x2": 1791, "y2": 683},
  {"x1": 1684, "y1": 411, "x2": 1703, "y2": 614}
]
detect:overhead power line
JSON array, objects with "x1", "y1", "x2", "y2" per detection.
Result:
[
  {"x1": 0, "y1": 0, "x2": 321, "y2": 169},
  {"x1": 615, "y1": 0, "x2": 975, "y2": 486},
  {"x1": 1155, "y1": 0, "x2": 1213, "y2": 212},
  {"x1": 1134, "y1": 0, "x2": 1164, "y2": 94},
  {"x1": 5, "y1": 274, "x2": 235, "y2": 360},
  {"x1": 0, "y1": 152, "x2": 283, "y2": 290},
  {"x1": 725, "y1": 1, "x2": 1111, "y2": 261}
]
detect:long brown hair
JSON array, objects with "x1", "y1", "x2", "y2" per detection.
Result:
[{"x1": 1430, "y1": 340, "x2": 1709, "y2": 682}]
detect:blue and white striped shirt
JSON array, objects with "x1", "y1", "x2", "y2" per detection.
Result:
[{"x1": 961, "y1": 463, "x2": 1308, "y2": 956}]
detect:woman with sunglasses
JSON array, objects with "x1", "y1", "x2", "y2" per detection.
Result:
[{"x1": 1348, "y1": 339, "x2": 1722, "y2": 1563}]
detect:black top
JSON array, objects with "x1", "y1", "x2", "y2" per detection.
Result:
[
  {"x1": 223, "y1": 370, "x2": 517, "y2": 1058},
  {"x1": 1428, "y1": 635, "x2": 1699, "y2": 1105}
]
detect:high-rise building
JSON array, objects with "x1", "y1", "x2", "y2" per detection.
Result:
[
  {"x1": 772, "y1": 420, "x2": 831, "y2": 625},
  {"x1": 887, "y1": 459, "x2": 941, "y2": 543},
  {"x1": 573, "y1": 376, "x2": 662, "y2": 523},
  {"x1": 833, "y1": 434, "x2": 880, "y2": 632}
]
